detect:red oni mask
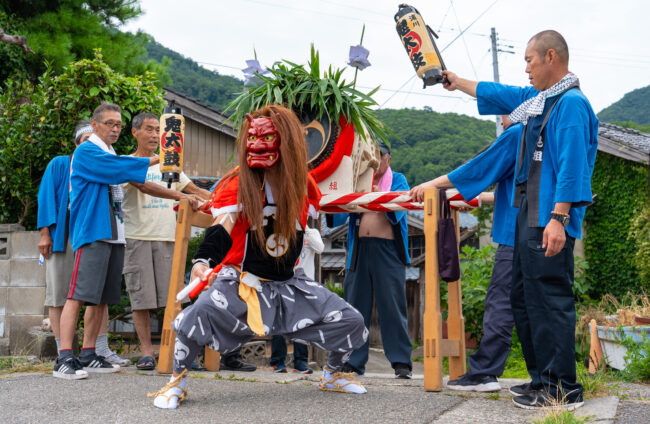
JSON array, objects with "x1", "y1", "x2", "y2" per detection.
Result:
[{"x1": 246, "y1": 114, "x2": 280, "y2": 168}]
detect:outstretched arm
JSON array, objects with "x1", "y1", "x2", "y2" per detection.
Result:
[
  {"x1": 409, "y1": 175, "x2": 453, "y2": 202},
  {"x1": 129, "y1": 181, "x2": 202, "y2": 210},
  {"x1": 442, "y1": 71, "x2": 478, "y2": 98}
]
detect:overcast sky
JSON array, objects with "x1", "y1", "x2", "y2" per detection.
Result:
[{"x1": 124, "y1": 0, "x2": 650, "y2": 121}]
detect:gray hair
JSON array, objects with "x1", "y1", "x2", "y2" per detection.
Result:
[
  {"x1": 132, "y1": 113, "x2": 159, "y2": 130},
  {"x1": 529, "y1": 30, "x2": 569, "y2": 63},
  {"x1": 92, "y1": 102, "x2": 121, "y2": 122},
  {"x1": 74, "y1": 119, "x2": 93, "y2": 145}
]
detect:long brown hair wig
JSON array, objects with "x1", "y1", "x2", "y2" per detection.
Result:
[{"x1": 236, "y1": 105, "x2": 308, "y2": 248}]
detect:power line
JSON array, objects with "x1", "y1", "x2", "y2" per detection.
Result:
[{"x1": 451, "y1": 0, "x2": 478, "y2": 80}]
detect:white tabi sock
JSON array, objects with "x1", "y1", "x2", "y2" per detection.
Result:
[{"x1": 153, "y1": 374, "x2": 188, "y2": 409}]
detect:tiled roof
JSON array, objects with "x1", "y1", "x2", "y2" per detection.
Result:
[
  {"x1": 321, "y1": 252, "x2": 346, "y2": 269},
  {"x1": 599, "y1": 122, "x2": 650, "y2": 154}
]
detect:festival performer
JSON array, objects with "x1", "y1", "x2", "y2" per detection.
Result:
[{"x1": 150, "y1": 105, "x2": 368, "y2": 409}]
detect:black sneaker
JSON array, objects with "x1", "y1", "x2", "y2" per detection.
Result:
[
  {"x1": 509, "y1": 382, "x2": 535, "y2": 396},
  {"x1": 53, "y1": 356, "x2": 88, "y2": 380},
  {"x1": 394, "y1": 363, "x2": 412, "y2": 379},
  {"x1": 78, "y1": 353, "x2": 120, "y2": 373},
  {"x1": 513, "y1": 390, "x2": 584, "y2": 411},
  {"x1": 220, "y1": 357, "x2": 257, "y2": 372},
  {"x1": 447, "y1": 373, "x2": 501, "y2": 392}
]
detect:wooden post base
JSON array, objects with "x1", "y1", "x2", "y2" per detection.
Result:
[
  {"x1": 422, "y1": 188, "x2": 467, "y2": 391},
  {"x1": 157, "y1": 200, "x2": 215, "y2": 374}
]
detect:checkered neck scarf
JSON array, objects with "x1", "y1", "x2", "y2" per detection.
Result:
[{"x1": 508, "y1": 72, "x2": 579, "y2": 125}]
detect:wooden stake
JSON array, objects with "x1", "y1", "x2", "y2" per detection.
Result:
[
  {"x1": 423, "y1": 188, "x2": 443, "y2": 391},
  {"x1": 446, "y1": 209, "x2": 466, "y2": 380},
  {"x1": 589, "y1": 318, "x2": 604, "y2": 373},
  {"x1": 157, "y1": 199, "x2": 192, "y2": 374},
  {"x1": 158, "y1": 200, "x2": 220, "y2": 373}
]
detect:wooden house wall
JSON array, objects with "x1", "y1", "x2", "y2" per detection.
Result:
[{"x1": 182, "y1": 117, "x2": 237, "y2": 179}]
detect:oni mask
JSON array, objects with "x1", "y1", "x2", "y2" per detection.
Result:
[{"x1": 246, "y1": 114, "x2": 280, "y2": 168}]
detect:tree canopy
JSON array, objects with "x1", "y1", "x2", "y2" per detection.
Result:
[
  {"x1": 0, "y1": 51, "x2": 165, "y2": 228},
  {"x1": 376, "y1": 108, "x2": 497, "y2": 186},
  {"x1": 0, "y1": 0, "x2": 167, "y2": 84}
]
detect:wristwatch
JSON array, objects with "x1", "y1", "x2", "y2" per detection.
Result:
[{"x1": 550, "y1": 212, "x2": 570, "y2": 227}]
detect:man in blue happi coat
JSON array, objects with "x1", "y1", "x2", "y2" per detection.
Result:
[
  {"x1": 440, "y1": 30, "x2": 598, "y2": 410},
  {"x1": 411, "y1": 116, "x2": 521, "y2": 393}
]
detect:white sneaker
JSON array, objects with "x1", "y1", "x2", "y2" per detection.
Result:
[
  {"x1": 319, "y1": 368, "x2": 367, "y2": 394},
  {"x1": 149, "y1": 370, "x2": 188, "y2": 410},
  {"x1": 104, "y1": 351, "x2": 131, "y2": 367}
]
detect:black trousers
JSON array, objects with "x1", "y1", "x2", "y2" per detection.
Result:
[
  {"x1": 511, "y1": 194, "x2": 582, "y2": 401},
  {"x1": 467, "y1": 244, "x2": 515, "y2": 377}
]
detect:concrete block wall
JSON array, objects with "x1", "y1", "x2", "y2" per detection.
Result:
[{"x1": 0, "y1": 226, "x2": 47, "y2": 354}]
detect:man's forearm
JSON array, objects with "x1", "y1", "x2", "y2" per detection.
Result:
[
  {"x1": 132, "y1": 181, "x2": 182, "y2": 200},
  {"x1": 454, "y1": 78, "x2": 479, "y2": 98},
  {"x1": 553, "y1": 202, "x2": 571, "y2": 214},
  {"x1": 183, "y1": 182, "x2": 211, "y2": 200}
]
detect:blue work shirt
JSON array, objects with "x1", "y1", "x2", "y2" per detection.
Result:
[
  {"x1": 449, "y1": 124, "x2": 522, "y2": 247},
  {"x1": 329, "y1": 171, "x2": 411, "y2": 269},
  {"x1": 476, "y1": 82, "x2": 599, "y2": 239},
  {"x1": 69, "y1": 141, "x2": 149, "y2": 251},
  {"x1": 37, "y1": 155, "x2": 72, "y2": 252}
]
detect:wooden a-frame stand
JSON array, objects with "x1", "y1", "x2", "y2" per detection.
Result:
[
  {"x1": 423, "y1": 188, "x2": 466, "y2": 391},
  {"x1": 157, "y1": 199, "x2": 220, "y2": 374},
  {"x1": 158, "y1": 189, "x2": 467, "y2": 392}
]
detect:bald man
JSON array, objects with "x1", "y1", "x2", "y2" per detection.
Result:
[{"x1": 441, "y1": 30, "x2": 598, "y2": 410}]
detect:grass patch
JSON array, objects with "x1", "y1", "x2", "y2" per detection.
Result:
[
  {"x1": 213, "y1": 372, "x2": 257, "y2": 382},
  {"x1": 532, "y1": 410, "x2": 588, "y2": 424},
  {"x1": 0, "y1": 357, "x2": 53, "y2": 374},
  {"x1": 501, "y1": 336, "x2": 529, "y2": 379},
  {"x1": 486, "y1": 392, "x2": 500, "y2": 400}
]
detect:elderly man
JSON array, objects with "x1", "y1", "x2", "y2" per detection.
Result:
[
  {"x1": 38, "y1": 119, "x2": 130, "y2": 367},
  {"x1": 121, "y1": 113, "x2": 209, "y2": 370},
  {"x1": 441, "y1": 30, "x2": 598, "y2": 410},
  {"x1": 54, "y1": 103, "x2": 156, "y2": 380}
]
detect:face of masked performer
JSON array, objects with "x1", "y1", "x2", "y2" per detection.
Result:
[{"x1": 246, "y1": 114, "x2": 280, "y2": 168}]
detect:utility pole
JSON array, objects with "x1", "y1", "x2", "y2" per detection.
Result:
[{"x1": 490, "y1": 27, "x2": 514, "y2": 136}]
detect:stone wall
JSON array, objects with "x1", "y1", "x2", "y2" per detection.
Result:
[{"x1": 0, "y1": 225, "x2": 47, "y2": 355}]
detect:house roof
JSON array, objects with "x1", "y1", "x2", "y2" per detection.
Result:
[
  {"x1": 164, "y1": 87, "x2": 236, "y2": 138},
  {"x1": 598, "y1": 122, "x2": 650, "y2": 164},
  {"x1": 321, "y1": 252, "x2": 346, "y2": 269}
]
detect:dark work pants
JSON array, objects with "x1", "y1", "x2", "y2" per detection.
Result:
[
  {"x1": 467, "y1": 244, "x2": 515, "y2": 378},
  {"x1": 270, "y1": 335, "x2": 309, "y2": 368},
  {"x1": 511, "y1": 194, "x2": 582, "y2": 401},
  {"x1": 343, "y1": 237, "x2": 412, "y2": 374}
]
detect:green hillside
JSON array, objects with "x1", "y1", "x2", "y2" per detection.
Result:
[
  {"x1": 377, "y1": 109, "x2": 496, "y2": 186},
  {"x1": 598, "y1": 84, "x2": 650, "y2": 125},
  {"x1": 145, "y1": 40, "x2": 243, "y2": 111}
]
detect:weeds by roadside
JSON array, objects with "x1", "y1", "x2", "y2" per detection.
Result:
[
  {"x1": 0, "y1": 357, "x2": 53, "y2": 374},
  {"x1": 532, "y1": 410, "x2": 588, "y2": 424},
  {"x1": 213, "y1": 372, "x2": 257, "y2": 383}
]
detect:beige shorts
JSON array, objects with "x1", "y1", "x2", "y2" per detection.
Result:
[
  {"x1": 123, "y1": 238, "x2": 174, "y2": 310},
  {"x1": 45, "y1": 241, "x2": 75, "y2": 307}
]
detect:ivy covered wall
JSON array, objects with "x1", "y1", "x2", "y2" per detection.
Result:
[{"x1": 584, "y1": 153, "x2": 650, "y2": 298}]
